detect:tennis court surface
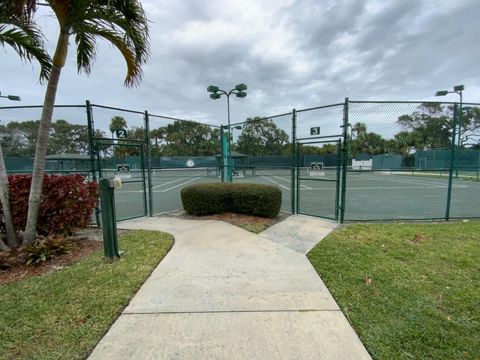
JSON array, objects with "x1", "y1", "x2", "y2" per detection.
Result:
[{"x1": 110, "y1": 166, "x2": 480, "y2": 221}]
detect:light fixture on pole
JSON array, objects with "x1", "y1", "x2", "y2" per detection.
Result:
[
  {"x1": 0, "y1": 91, "x2": 21, "y2": 101},
  {"x1": 435, "y1": 84, "x2": 464, "y2": 148},
  {"x1": 207, "y1": 84, "x2": 247, "y2": 181}
]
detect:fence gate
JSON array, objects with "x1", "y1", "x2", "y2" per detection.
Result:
[
  {"x1": 94, "y1": 138, "x2": 148, "y2": 221},
  {"x1": 296, "y1": 139, "x2": 342, "y2": 220}
]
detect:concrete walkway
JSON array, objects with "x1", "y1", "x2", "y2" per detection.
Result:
[{"x1": 88, "y1": 215, "x2": 371, "y2": 360}]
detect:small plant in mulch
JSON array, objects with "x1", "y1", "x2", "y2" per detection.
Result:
[
  {"x1": 22, "y1": 235, "x2": 75, "y2": 266},
  {"x1": 0, "y1": 233, "x2": 102, "y2": 284},
  {"x1": 0, "y1": 234, "x2": 76, "y2": 269}
]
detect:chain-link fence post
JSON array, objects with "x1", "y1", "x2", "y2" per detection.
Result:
[
  {"x1": 291, "y1": 109, "x2": 297, "y2": 214},
  {"x1": 340, "y1": 97, "x2": 350, "y2": 223},
  {"x1": 86, "y1": 100, "x2": 101, "y2": 227},
  {"x1": 144, "y1": 110, "x2": 153, "y2": 217},
  {"x1": 445, "y1": 103, "x2": 458, "y2": 220}
]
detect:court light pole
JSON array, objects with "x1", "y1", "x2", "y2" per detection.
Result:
[
  {"x1": 0, "y1": 91, "x2": 21, "y2": 101},
  {"x1": 207, "y1": 84, "x2": 247, "y2": 181},
  {"x1": 435, "y1": 84, "x2": 464, "y2": 148}
]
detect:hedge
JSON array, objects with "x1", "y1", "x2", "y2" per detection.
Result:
[
  {"x1": 181, "y1": 183, "x2": 282, "y2": 218},
  {"x1": 0, "y1": 174, "x2": 98, "y2": 236}
]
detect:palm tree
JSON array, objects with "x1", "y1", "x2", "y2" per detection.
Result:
[
  {"x1": 0, "y1": 0, "x2": 52, "y2": 250},
  {"x1": 352, "y1": 122, "x2": 367, "y2": 139},
  {"x1": 109, "y1": 116, "x2": 128, "y2": 140},
  {"x1": 22, "y1": 0, "x2": 150, "y2": 244}
]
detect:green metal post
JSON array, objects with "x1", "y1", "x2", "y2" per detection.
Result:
[
  {"x1": 140, "y1": 143, "x2": 148, "y2": 217},
  {"x1": 445, "y1": 104, "x2": 458, "y2": 220},
  {"x1": 221, "y1": 126, "x2": 231, "y2": 182},
  {"x1": 340, "y1": 97, "x2": 350, "y2": 223},
  {"x1": 144, "y1": 110, "x2": 153, "y2": 217},
  {"x1": 335, "y1": 139, "x2": 341, "y2": 220},
  {"x1": 99, "y1": 178, "x2": 121, "y2": 261},
  {"x1": 296, "y1": 141, "x2": 300, "y2": 214},
  {"x1": 86, "y1": 100, "x2": 101, "y2": 227},
  {"x1": 291, "y1": 109, "x2": 297, "y2": 214}
]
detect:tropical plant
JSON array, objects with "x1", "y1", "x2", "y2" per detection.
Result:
[
  {"x1": 0, "y1": 0, "x2": 52, "y2": 81},
  {"x1": 0, "y1": 0, "x2": 53, "y2": 250},
  {"x1": 21, "y1": 0, "x2": 150, "y2": 244},
  {"x1": 109, "y1": 116, "x2": 128, "y2": 140}
]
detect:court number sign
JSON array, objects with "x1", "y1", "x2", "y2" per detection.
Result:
[
  {"x1": 310, "y1": 127, "x2": 320, "y2": 136},
  {"x1": 115, "y1": 128, "x2": 128, "y2": 138}
]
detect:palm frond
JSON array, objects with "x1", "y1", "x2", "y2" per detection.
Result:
[
  {"x1": 0, "y1": 23, "x2": 52, "y2": 81},
  {"x1": 0, "y1": 2, "x2": 52, "y2": 82},
  {"x1": 76, "y1": 24, "x2": 141, "y2": 87},
  {"x1": 71, "y1": 0, "x2": 150, "y2": 87},
  {"x1": 74, "y1": 31, "x2": 96, "y2": 74}
]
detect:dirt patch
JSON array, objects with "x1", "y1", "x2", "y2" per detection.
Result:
[{"x1": 165, "y1": 210, "x2": 290, "y2": 233}]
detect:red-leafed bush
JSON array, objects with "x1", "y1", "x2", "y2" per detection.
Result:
[{"x1": 1, "y1": 174, "x2": 98, "y2": 236}]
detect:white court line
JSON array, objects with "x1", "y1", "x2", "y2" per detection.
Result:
[
  {"x1": 151, "y1": 177, "x2": 188, "y2": 189},
  {"x1": 300, "y1": 186, "x2": 449, "y2": 191},
  {"x1": 270, "y1": 175, "x2": 312, "y2": 189},
  {"x1": 117, "y1": 177, "x2": 202, "y2": 193},
  {"x1": 347, "y1": 175, "x2": 448, "y2": 187},
  {"x1": 157, "y1": 177, "x2": 201, "y2": 192},
  {"x1": 261, "y1": 176, "x2": 290, "y2": 190}
]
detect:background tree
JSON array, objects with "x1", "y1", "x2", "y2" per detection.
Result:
[
  {"x1": 109, "y1": 116, "x2": 128, "y2": 140},
  {"x1": 235, "y1": 117, "x2": 289, "y2": 156},
  {"x1": 350, "y1": 131, "x2": 387, "y2": 156},
  {"x1": 454, "y1": 106, "x2": 480, "y2": 147},
  {"x1": 22, "y1": 0, "x2": 150, "y2": 244},
  {"x1": 397, "y1": 103, "x2": 452, "y2": 150},
  {"x1": 156, "y1": 121, "x2": 219, "y2": 156},
  {"x1": 0, "y1": 120, "x2": 105, "y2": 156},
  {"x1": 298, "y1": 144, "x2": 338, "y2": 155},
  {"x1": 351, "y1": 122, "x2": 367, "y2": 139},
  {"x1": 114, "y1": 127, "x2": 145, "y2": 158},
  {"x1": 149, "y1": 128, "x2": 164, "y2": 156}
]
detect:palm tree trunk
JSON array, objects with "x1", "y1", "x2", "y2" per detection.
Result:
[
  {"x1": 23, "y1": 31, "x2": 69, "y2": 245},
  {"x1": 0, "y1": 238, "x2": 10, "y2": 252},
  {"x1": 0, "y1": 143, "x2": 18, "y2": 248}
]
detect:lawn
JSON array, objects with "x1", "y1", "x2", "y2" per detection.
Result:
[
  {"x1": 307, "y1": 221, "x2": 480, "y2": 360},
  {"x1": 0, "y1": 230, "x2": 174, "y2": 360}
]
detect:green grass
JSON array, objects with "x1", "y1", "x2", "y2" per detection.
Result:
[
  {"x1": 307, "y1": 221, "x2": 480, "y2": 360},
  {"x1": 237, "y1": 223, "x2": 270, "y2": 234},
  {"x1": 0, "y1": 230, "x2": 174, "y2": 360}
]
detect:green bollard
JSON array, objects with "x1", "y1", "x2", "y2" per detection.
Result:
[{"x1": 99, "y1": 178, "x2": 122, "y2": 262}]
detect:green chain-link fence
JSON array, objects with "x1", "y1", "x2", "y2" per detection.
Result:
[{"x1": 1, "y1": 99, "x2": 479, "y2": 222}]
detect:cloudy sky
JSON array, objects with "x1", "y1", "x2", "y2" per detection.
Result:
[{"x1": 1, "y1": 0, "x2": 479, "y2": 126}]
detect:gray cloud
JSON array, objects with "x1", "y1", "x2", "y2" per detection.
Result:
[{"x1": 1, "y1": 0, "x2": 479, "y2": 128}]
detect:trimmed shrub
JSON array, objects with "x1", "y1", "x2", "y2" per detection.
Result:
[
  {"x1": 181, "y1": 183, "x2": 281, "y2": 218},
  {"x1": 0, "y1": 174, "x2": 99, "y2": 236}
]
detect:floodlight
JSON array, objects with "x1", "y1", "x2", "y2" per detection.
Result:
[
  {"x1": 210, "y1": 93, "x2": 221, "y2": 99},
  {"x1": 7, "y1": 95, "x2": 21, "y2": 101},
  {"x1": 453, "y1": 84, "x2": 464, "y2": 92},
  {"x1": 435, "y1": 90, "x2": 449, "y2": 96},
  {"x1": 235, "y1": 91, "x2": 247, "y2": 98},
  {"x1": 207, "y1": 85, "x2": 219, "y2": 93},
  {"x1": 234, "y1": 83, "x2": 247, "y2": 91}
]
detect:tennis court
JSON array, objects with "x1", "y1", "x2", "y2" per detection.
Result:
[
  {"x1": 106, "y1": 167, "x2": 219, "y2": 220},
  {"x1": 109, "y1": 166, "x2": 480, "y2": 221}
]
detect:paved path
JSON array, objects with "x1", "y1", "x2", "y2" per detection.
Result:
[{"x1": 89, "y1": 215, "x2": 371, "y2": 359}]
